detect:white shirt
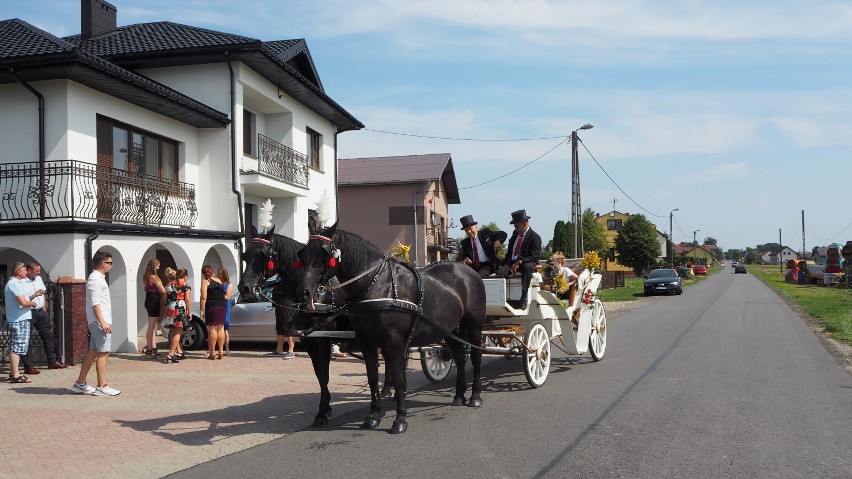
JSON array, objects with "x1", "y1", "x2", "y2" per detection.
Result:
[
  {"x1": 22, "y1": 276, "x2": 46, "y2": 310},
  {"x1": 558, "y1": 266, "x2": 578, "y2": 281},
  {"x1": 86, "y1": 270, "x2": 112, "y2": 325}
]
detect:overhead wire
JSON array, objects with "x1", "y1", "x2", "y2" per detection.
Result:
[
  {"x1": 806, "y1": 221, "x2": 852, "y2": 242},
  {"x1": 458, "y1": 136, "x2": 571, "y2": 190},
  {"x1": 364, "y1": 128, "x2": 569, "y2": 142},
  {"x1": 577, "y1": 138, "x2": 663, "y2": 219}
]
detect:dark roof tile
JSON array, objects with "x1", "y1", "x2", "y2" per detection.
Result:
[
  {"x1": 65, "y1": 22, "x2": 259, "y2": 56},
  {"x1": 0, "y1": 19, "x2": 75, "y2": 60}
]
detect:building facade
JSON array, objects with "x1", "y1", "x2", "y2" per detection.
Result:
[
  {"x1": 0, "y1": 1, "x2": 361, "y2": 352},
  {"x1": 337, "y1": 154, "x2": 459, "y2": 266}
]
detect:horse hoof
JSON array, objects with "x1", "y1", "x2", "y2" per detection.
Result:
[
  {"x1": 313, "y1": 416, "x2": 329, "y2": 427},
  {"x1": 380, "y1": 388, "x2": 394, "y2": 399},
  {"x1": 390, "y1": 420, "x2": 408, "y2": 434},
  {"x1": 362, "y1": 418, "x2": 381, "y2": 430},
  {"x1": 468, "y1": 398, "x2": 483, "y2": 408},
  {"x1": 450, "y1": 396, "x2": 467, "y2": 406}
]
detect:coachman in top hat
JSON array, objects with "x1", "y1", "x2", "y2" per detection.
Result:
[
  {"x1": 457, "y1": 215, "x2": 507, "y2": 277},
  {"x1": 500, "y1": 209, "x2": 542, "y2": 310}
]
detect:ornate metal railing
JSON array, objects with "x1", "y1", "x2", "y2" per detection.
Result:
[
  {"x1": 256, "y1": 134, "x2": 309, "y2": 188},
  {"x1": 0, "y1": 160, "x2": 197, "y2": 227}
]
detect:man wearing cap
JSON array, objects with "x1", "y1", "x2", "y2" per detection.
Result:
[
  {"x1": 501, "y1": 209, "x2": 542, "y2": 310},
  {"x1": 457, "y1": 215, "x2": 507, "y2": 277}
]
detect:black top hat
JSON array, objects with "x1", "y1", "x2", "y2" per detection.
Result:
[
  {"x1": 510, "y1": 209, "x2": 531, "y2": 225},
  {"x1": 459, "y1": 215, "x2": 477, "y2": 229}
]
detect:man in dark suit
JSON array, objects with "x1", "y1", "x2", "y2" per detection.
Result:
[
  {"x1": 457, "y1": 215, "x2": 507, "y2": 277},
  {"x1": 500, "y1": 209, "x2": 542, "y2": 310}
]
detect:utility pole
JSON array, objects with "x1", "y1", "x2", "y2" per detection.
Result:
[
  {"x1": 612, "y1": 197, "x2": 618, "y2": 213},
  {"x1": 693, "y1": 229, "x2": 700, "y2": 245},
  {"x1": 779, "y1": 228, "x2": 783, "y2": 273},
  {"x1": 801, "y1": 210, "x2": 805, "y2": 259},
  {"x1": 571, "y1": 123, "x2": 593, "y2": 258},
  {"x1": 669, "y1": 208, "x2": 679, "y2": 267}
]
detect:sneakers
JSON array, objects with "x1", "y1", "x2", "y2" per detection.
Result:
[
  {"x1": 94, "y1": 385, "x2": 121, "y2": 396},
  {"x1": 266, "y1": 351, "x2": 284, "y2": 357},
  {"x1": 71, "y1": 382, "x2": 96, "y2": 395},
  {"x1": 282, "y1": 352, "x2": 296, "y2": 360}
]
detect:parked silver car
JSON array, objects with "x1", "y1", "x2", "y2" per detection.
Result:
[{"x1": 162, "y1": 289, "x2": 278, "y2": 350}]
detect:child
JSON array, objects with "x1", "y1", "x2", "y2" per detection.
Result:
[{"x1": 163, "y1": 268, "x2": 191, "y2": 363}]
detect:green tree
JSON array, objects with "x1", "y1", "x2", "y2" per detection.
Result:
[
  {"x1": 704, "y1": 236, "x2": 717, "y2": 246},
  {"x1": 614, "y1": 214, "x2": 661, "y2": 275},
  {"x1": 581, "y1": 208, "x2": 607, "y2": 256},
  {"x1": 725, "y1": 248, "x2": 744, "y2": 261},
  {"x1": 744, "y1": 247, "x2": 760, "y2": 264},
  {"x1": 551, "y1": 220, "x2": 573, "y2": 257}
]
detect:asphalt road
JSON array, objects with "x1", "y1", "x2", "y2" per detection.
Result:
[{"x1": 169, "y1": 268, "x2": 852, "y2": 479}]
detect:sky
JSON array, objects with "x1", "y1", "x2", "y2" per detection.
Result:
[{"x1": 6, "y1": 1, "x2": 852, "y2": 253}]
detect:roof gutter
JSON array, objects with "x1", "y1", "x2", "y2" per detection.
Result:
[{"x1": 9, "y1": 67, "x2": 46, "y2": 219}]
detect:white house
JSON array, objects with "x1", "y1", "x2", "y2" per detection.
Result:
[
  {"x1": 0, "y1": 0, "x2": 362, "y2": 352},
  {"x1": 761, "y1": 247, "x2": 798, "y2": 265}
]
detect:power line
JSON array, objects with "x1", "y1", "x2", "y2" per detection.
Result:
[
  {"x1": 364, "y1": 128, "x2": 570, "y2": 142},
  {"x1": 577, "y1": 138, "x2": 662, "y2": 218},
  {"x1": 458, "y1": 137, "x2": 571, "y2": 190},
  {"x1": 806, "y1": 221, "x2": 852, "y2": 242}
]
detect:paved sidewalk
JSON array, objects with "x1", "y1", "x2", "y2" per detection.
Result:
[{"x1": 0, "y1": 339, "x2": 431, "y2": 479}]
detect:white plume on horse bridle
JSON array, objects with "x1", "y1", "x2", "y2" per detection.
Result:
[
  {"x1": 315, "y1": 191, "x2": 332, "y2": 227},
  {"x1": 259, "y1": 198, "x2": 274, "y2": 233}
]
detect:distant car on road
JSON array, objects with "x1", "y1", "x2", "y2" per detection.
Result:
[
  {"x1": 735, "y1": 264, "x2": 748, "y2": 274},
  {"x1": 644, "y1": 268, "x2": 683, "y2": 296},
  {"x1": 731, "y1": 261, "x2": 739, "y2": 268},
  {"x1": 693, "y1": 264, "x2": 708, "y2": 275}
]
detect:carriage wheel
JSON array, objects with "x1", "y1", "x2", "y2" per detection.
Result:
[
  {"x1": 421, "y1": 344, "x2": 454, "y2": 383},
  {"x1": 589, "y1": 298, "x2": 607, "y2": 361},
  {"x1": 522, "y1": 322, "x2": 550, "y2": 388}
]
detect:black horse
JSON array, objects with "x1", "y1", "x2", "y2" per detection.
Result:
[
  {"x1": 298, "y1": 223, "x2": 487, "y2": 434},
  {"x1": 239, "y1": 226, "x2": 349, "y2": 427}
]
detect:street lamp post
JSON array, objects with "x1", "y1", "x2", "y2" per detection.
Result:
[
  {"x1": 669, "y1": 208, "x2": 679, "y2": 267},
  {"x1": 571, "y1": 123, "x2": 594, "y2": 258},
  {"x1": 693, "y1": 229, "x2": 700, "y2": 245}
]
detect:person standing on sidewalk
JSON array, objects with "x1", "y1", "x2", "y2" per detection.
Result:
[
  {"x1": 200, "y1": 265, "x2": 227, "y2": 360},
  {"x1": 4, "y1": 262, "x2": 39, "y2": 383},
  {"x1": 19, "y1": 261, "x2": 67, "y2": 372},
  {"x1": 71, "y1": 250, "x2": 120, "y2": 396},
  {"x1": 141, "y1": 258, "x2": 166, "y2": 359},
  {"x1": 218, "y1": 267, "x2": 233, "y2": 356}
]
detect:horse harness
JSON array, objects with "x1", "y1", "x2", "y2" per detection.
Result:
[{"x1": 307, "y1": 234, "x2": 485, "y2": 352}]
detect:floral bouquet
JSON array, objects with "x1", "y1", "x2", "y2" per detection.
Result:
[
  {"x1": 580, "y1": 251, "x2": 601, "y2": 271},
  {"x1": 581, "y1": 287, "x2": 597, "y2": 305}
]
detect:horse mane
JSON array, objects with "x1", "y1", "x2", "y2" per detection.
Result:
[{"x1": 320, "y1": 226, "x2": 384, "y2": 278}]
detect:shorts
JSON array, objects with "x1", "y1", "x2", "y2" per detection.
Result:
[
  {"x1": 87, "y1": 321, "x2": 112, "y2": 352},
  {"x1": 144, "y1": 292, "x2": 162, "y2": 317},
  {"x1": 8, "y1": 320, "x2": 31, "y2": 355}
]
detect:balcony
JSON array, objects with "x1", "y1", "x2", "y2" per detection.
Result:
[
  {"x1": 240, "y1": 135, "x2": 309, "y2": 198},
  {"x1": 0, "y1": 160, "x2": 197, "y2": 227},
  {"x1": 427, "y1": 227, "x2": 449, "y2": 252}
]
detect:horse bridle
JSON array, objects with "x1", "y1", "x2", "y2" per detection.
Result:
[
  {"x1": 250, "y1": 237, "x2": 279, "y2": 294},
  {"x1": 304, "y1": 234, "x2": 342, "y2": 297}
]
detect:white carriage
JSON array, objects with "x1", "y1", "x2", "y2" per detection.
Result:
[{"x1": 419, "y1": 267, "x2": 608, "y2": 387}]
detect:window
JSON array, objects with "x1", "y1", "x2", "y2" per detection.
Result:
[
  {"x1": 98, "y1": 115, "x2": 179, "y2": 178},
  {"x1": 307, "y1": 127, "x2": 321, "y2": 170},
  {"x1": 243, "y1": 110, "x2": 257, "y2": 156},
  {"x1": 607, "y1": 219, "x2": 622, "y2": 230}
]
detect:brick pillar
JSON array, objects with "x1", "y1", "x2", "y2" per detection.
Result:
[{"x1": 57, "y1": 277, "x2": 88, "y2": 366}]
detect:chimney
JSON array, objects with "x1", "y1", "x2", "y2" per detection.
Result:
[{"x1": 81, "y1": 0, "x2": 117, "y2": 40}]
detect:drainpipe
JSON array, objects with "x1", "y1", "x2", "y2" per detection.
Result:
[
  {"x1": 334, "y1": 131, "x2": 339, "y2": 223},
  {"x1": 226, "y1": 56, "x2": 245, "y2": 273},
  {"x1": 10, "y1": 68, "x2": 46, "y2": 219},
  {"x1": 84, "y1": 230, "x2": 99, "y2": 277},
  {"x1": 413, "y1": 181, "x2": 430, "y2": 265}
]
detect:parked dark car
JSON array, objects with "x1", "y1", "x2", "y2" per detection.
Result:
[
  {"x1": 735, "y1": 264, "x2": 748, "y2": 274},
  {"x1": 644, "y1": 268, "x2": 683, "y2": 296},
  {"x1": 693, "y1": 264, "x2": 708, "y2": 275}
]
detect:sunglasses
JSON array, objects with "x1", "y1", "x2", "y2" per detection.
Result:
[{"x1": 104, "y1": 261, "x2": 113, "y2": 265}]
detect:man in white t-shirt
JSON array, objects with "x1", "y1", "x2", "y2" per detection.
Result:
[{"x1": 71, "y1": 250, "x2": 120, "y2": 396}]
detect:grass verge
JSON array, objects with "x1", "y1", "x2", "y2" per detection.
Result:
[{"x1": 749, "y1": 265, "x2": 852, "y2": 344}]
